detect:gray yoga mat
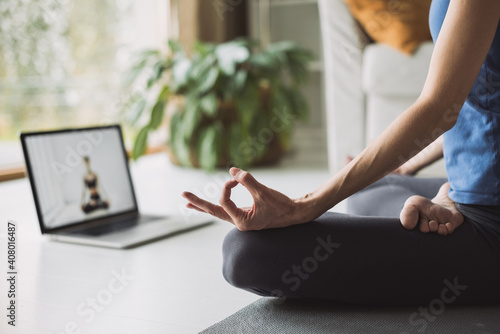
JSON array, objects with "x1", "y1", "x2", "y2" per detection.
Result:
[{"x1": 200, "y1": 298, "x2": 500, "y2": 333}]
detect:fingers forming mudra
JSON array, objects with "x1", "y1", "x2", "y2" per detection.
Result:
[{"x1": 182, "y1": 167, "x2": 298, "y2": 231}]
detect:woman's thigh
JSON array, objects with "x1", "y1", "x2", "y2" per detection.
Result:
[
  {"x1": 223, "y1": 212, "x2": 500, "y2": 305},
  {"x1": 347, "y1": 175, "x2": 448, "y2": 217}
]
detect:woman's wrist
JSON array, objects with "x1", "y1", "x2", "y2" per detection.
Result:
[
  {"x1": 292, "y1": 190, "x2": 332, "y2": 224},
  {"x1": 397, "y1": 162, "x2": 419, "y2": 175}
]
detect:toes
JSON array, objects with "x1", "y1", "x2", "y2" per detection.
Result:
[
  {"x1": 445, "y1": 222, "x2": 455, "y2": 234},
  {"x1": 429, "y1": 220, "x2": 439, "y2": 232},
  {"x1": 401, "y1": 194, "x2": 464, "y2": 236},
  {"x1": 419, "y1": 217, "x2": 430, "y2": 233},
  {"x1": 400, "y1": 204, "x2": 419, "y2": 230},
  {"x1": 437, "y1": 224, "x2": 448, "y2": 236}
]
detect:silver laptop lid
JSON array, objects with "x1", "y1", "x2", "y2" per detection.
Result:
[{"x1": 21, "y1": 125, "x2": 139, "y2": 234}]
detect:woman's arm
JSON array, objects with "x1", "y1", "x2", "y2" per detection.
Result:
[
  {"x1": 296, "y1": 0, "x2": 500, "y2": 223},
  {"x1": 393, "y1": 136, "x2": 443, "y2": 175},
  {"x1": 183, "y1": 0, "x2": 500, "y2": 231}
]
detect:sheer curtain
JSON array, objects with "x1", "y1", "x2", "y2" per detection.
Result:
[{"x1": 0, "y1": 0, "x2": 170, "y2": 171}]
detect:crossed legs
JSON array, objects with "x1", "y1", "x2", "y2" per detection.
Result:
[{"x1": 222, "y1": 176, "x2": 500, "y2": 305}]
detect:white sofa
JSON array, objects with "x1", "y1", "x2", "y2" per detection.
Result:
[{"x1": 318, "y1": 0, "x2": 444, "y2": 176}]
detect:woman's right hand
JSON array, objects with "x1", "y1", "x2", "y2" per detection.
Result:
[
  {"x1": 399, "y1": 182, "x2": 464, "y2": 236},
  {"x1": 182, "y1": 167, "x2": 310, "y2": 231}
]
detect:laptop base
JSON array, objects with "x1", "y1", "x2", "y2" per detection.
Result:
[{"x1": 49, "y1": 216, "x2": 212, "y2": 249}]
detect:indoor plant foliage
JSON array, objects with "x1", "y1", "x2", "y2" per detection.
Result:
[{"x1": 124, "y1": 39, "x2": 313, "y2": 170}]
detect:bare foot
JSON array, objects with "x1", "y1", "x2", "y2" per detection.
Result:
[{"x1": 399, "y1": 182, "x2": 464, "y2": 236}]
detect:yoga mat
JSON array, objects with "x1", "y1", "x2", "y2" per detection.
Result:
[{"x1": 200, "y1": 298, "x2": 500, "y2": 333}]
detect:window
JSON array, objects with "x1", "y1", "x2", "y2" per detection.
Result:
[{"x1": 0, "y1": 0, "x2": 169, "y2": 175}]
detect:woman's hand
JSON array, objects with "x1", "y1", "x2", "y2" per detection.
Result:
[
  {"x1": 182, "y1": 167, "x2": 305, "y2": 231},
  {"x1": 392, "y1": 163, "x2": 417, "y2": 176},
  {"x1": 392, "y1": 136, "x2": 444, "y2": 176},
  {"x1": 400, "y1": 182, "x2": 464, "y2": 236}
]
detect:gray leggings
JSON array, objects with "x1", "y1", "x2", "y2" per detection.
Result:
[{"x1": 222, "y1": 175, "x2": 500, "y2": 305}]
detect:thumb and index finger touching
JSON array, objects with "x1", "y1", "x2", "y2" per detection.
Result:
[
  {"x1": 229, "y1": 167, "x2": 264, "y2": 197},
  {"x1": 218, "y1": 167, "x2": 263, "y2": 221}
]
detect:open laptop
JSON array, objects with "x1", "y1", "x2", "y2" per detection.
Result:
[{"x1": 20, "y1": 125, "x2": 212, "y2": 248}]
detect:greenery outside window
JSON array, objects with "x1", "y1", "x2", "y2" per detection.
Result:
[{"x1": 0, "y1": 0, "x2": 169, "y2": 180}]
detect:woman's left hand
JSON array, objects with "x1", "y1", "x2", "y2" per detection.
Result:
[{"x1": 182, "y1": 167, "x2": 305, "y2": 231}]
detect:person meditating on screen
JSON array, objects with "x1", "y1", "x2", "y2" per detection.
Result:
[
  {"x1": 81, "y1": 156, "x2": 110, "y2": 214},
  {"x1": 183, "y1": 0, "x2": 500, "y2": 305}
]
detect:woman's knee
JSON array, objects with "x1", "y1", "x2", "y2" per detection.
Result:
[{"x1": 222, "y1": 228, "x2": 263, "y2": 290}]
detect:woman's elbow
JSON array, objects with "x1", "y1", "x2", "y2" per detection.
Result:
[
  {"x1": 438, "y1": 102, "x2": 461, "y2": 132},
  {"x1": 417, "y1": 94, "x2": 464, "y2": 133}
]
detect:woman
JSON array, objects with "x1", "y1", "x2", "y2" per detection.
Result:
[
  {"x1": 183, "y1": 0, "x2": 500, "y2": 305},
  {"x1": 81, "y1": 156, "x2": 110, "y2": 214}
]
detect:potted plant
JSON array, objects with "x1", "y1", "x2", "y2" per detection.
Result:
[{"x1": 123, "y1": 38, "x2": 313, "y2": 170}]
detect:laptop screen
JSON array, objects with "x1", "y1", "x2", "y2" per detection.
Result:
[{"x1": 22, "y1": 126, "x2": 138, "y2": 231}]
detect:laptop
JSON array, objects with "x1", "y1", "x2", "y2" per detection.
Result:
[{"x1": 20, "y1": 125, "x2": 212, "y2": 248}]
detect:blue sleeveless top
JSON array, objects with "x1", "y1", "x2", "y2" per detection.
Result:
[{"x1": 429, "y1": 0, "x2": 500, "y2": 205}]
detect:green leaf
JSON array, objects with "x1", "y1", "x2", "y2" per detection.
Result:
[
  {"x1": 250, "y1": 53, "x2": 277, "y2": 69},
  {"x1": 190, "y1": 54, "x2": 216, "y2": 81},
  {"x1": 286, "y1": 51, "x2": 313, "y2": 85},
  {"x1": 267, "y1": 41, "x2": 298, "y2": 53},
  {"x1": 172, "y1": 58, "x2": 192, "y2": 88},
  {"x1": 193, "y1": 41, "x2": 214, "y2": 57},
  {"x1": 149, "y1": 100, "x2": 165, "y2": 129},
  {"x1": 132, "y1": 126, "x2": 150, "y2": 160},
  {"x1": 168, "y1": 40, "x2": 184, "y2": 55},
  {"x1": 146, "y1": 60, "x2": 165, "y2": 88},
  {"x1": 270, "y1": 49, "x2": 288, "y2": 68},
  {"x1": 182, "y1": 97, "x2": 202, "y2": 140},
  {"x1": 168, "y1": 110, "x2": 180, "y2": 148},
  {"x1": 137, "y1": 49, "x2": 160, "y2": 59},
  {"x1": 174, "y1": 132, "x2": 192, "y2": 166},
  {"x1": 200, "y1": 93, "x2": 217, "y2": 117},
  {"x1": 249, "y1": 53, "x2": 281, "y2": 79},
  {"x1": 158, "y1": 85, "x2": 170, "y2": 100},
  {"x1": 228, "y1": 123, "x2": 257, "y2": 168},
  {"x1": 234, "y1": 84, "x2": 259, "y2": 129},
  {"x1": 129, "y1": 97, "x2": 147, "y2": 125},
  {"x1": 197, "y1": 124, "x2": 221, "y2": 170},
  {"x1": 216, "y1": 43, "x2": 250, "y2": 76},
  {"x1": 124, "y1": 58, "x2": 148, "y2": 86},
  {"x1": 282, "y1": 86, "x2": 308, "y2": 122},
  {"x1": 125, "y1": 49, "x2": 164, "y2": 87},
  {"x1": 196, "y1": 67, "x2": 219, "y2": 94},
  {"x1": 233, "y1": 69, "x2": 248, "y2": 92},
  {"x1": 169, "y1": 111, "x2": 191, "y2": 166}
]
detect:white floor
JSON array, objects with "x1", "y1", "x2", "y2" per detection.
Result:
[{"x1": 0, "y1": 151, "x2": 346, "y2": 334}]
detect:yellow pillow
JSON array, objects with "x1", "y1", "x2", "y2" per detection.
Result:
[{"x1": 343, "y1": 0, "x2": 432, "y2": 54}]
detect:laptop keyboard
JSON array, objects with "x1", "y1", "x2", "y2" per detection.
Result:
[{"x1": 73, "y1": 215, "x2": 159, "y2": 236}]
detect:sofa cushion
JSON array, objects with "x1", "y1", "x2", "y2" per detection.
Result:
[
  {"x1": 362, "y1": 41, "x2": 433, "y2": 97},
  {"x1": 343, "y1": 0, "x2": 432, "y2": 54},
  {"x1": 365, "y1": 95, "x2": 416, "y2": 143}
]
